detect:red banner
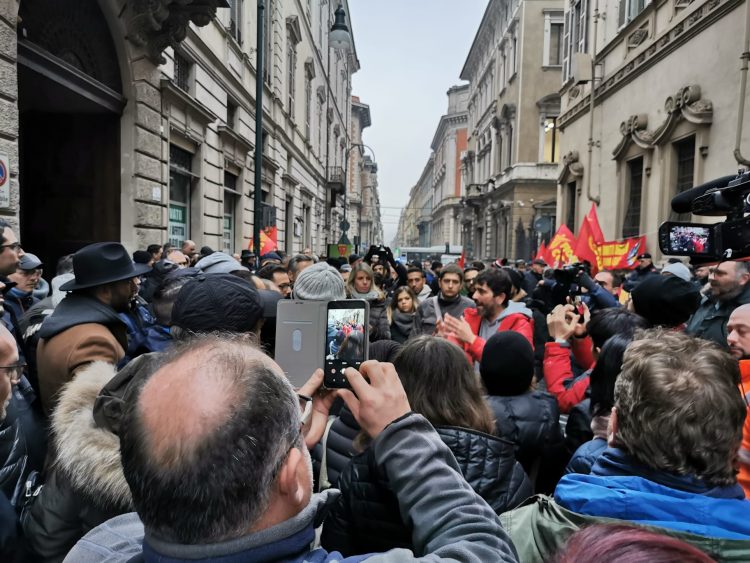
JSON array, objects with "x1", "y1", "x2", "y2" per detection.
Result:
[
  {"x1": 598, "y1": 236, "x2": 647, "y2": 270},
  {"x1": 249, "y1": 226, "x2": 278, "y2": 255},
  {"x1": 548, "y1": 225, "x2": 578, "y2": 267},
  {"x1": 574, "y1": 204, "x2": 606, "y2": 274},
  {"x1": 535, "y1": 241, "x2": 553, "y2": 265}
]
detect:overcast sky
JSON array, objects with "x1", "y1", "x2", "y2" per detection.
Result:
[{"x1": 348, "y1": 0, "x2": 489, "y2": 245}]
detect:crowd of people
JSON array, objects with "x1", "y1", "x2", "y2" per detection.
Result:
[{"x1": 0, "y1": 224, "x2": 748, "y2": 562}]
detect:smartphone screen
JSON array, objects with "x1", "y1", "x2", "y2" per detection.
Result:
[{"x1": 324, "y1": 300, "x2": 369, "y2": 388}]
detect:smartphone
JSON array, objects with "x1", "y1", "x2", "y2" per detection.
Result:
[
  {"x1": 573, "y1": 295, "x2": 586, "y2": 324},
  {"x1": 275, "y1": 300, "x2": 326, "y2": 388},
  {"x1": 323, "y1": 300, "x2": 369, "y2": 389}
]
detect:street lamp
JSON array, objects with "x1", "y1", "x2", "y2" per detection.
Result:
[
  {"x1": 339, "y1": 142, "x2": 376, "y2": 245},
  {"x1": 252, "y1": 0, "x2": 267, "y2": 258},
  {"x1": 329, "y1": 3, "x2": 353, "y2": 51}
]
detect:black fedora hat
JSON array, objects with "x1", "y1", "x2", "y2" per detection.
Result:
[{"x1": 60, "y1": 242, "x2": 152, "y2": 291}]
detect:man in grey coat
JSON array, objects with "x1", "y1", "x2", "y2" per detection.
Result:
[
  {"x1": 687, "y1": 260, "x2": 750, "y2": 347},
  {"x1": 64, "y1": 334, "x2": 518, "y2": 562}
]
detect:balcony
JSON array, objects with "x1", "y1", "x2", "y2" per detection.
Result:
[
  {"x1": 465, "y1": 183, "x2": 484, "y2": 199},
  {"x1": 326, "y1": 167, "x2": 345, "y2": 195}
]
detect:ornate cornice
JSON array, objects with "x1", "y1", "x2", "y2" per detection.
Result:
[
  {"x1": 558, "y1": 150, "x2": 584, "y2": 184},
  {"x1": 128, "y1": 0, "x2": 229, "y2": 65},
  {"x1": 558, "y1": 0, "x2": 739, "y2": 131},
  {"x1": 612, "y1": 85, "x2": 713, "y2": 159}
]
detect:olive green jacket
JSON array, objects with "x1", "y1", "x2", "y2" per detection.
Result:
[{"x1": 500, "y1": 495, "x2": 750, "y2": 563}]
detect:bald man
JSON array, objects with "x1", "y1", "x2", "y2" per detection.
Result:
[
  {"x1": 728, "y1": 304, "x2": 750, "y2": 497},
  {"x1": 69, "y1": 335, "x2": 517, "y2": 562},
  {"x1": 0, "y1": 324, "x2": 18, "y2": 558}
]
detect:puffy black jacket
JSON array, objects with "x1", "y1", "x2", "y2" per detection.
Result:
[
  {"x1": 565, "y1": 397, "x2": 593, "y2": 456},
  {"x1": 486, "y1": 391, "x2": 565, "y2": 493},
  {"x1": 311, "y1": 407, "x2": 361, "y2": 490},
  {"x1": 367, "y1": 298, "x2": 391, "y2": 342},
  {"x1": 320, "y1": 426, "x2": 532, "y2": 556}
]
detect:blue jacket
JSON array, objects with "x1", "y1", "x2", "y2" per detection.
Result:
[
  {"x1": 555, "y1": 447, "x2": 750, "y2": 540},
  {"x1": 565, "y1": 437, "x2": 607, "y2": 475}
]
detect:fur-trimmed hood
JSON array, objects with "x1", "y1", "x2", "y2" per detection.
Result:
[{"x1": 52, "y1": 361, "x2": 132, "y2": 509}]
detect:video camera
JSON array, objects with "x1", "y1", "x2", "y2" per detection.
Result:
[
  {"x1": 659, "y1": 171, "x2": 750, "y2": 260},
  {"x1": 552, "y1": 262, "x2": 591, "y2": 306}
]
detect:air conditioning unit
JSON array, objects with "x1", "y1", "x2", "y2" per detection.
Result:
[{"x1": 571, "y1": 53, "x2": 592, "y2": 84}]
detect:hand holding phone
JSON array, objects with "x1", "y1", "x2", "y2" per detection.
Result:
[{"x1": 337, "y1": 361, "x2": 411, "y2": 439}]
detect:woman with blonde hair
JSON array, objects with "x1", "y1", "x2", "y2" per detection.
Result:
[{"x1": 345, "y1": 263, "x2": 389, "y2": 342}]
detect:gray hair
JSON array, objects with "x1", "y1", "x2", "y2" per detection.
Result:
[{"x1": 288, "y1": 254, "x2": 315, "y2": 275}]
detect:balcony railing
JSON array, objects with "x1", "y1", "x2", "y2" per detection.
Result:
[{"x1": 326, "y1": 167, "x2": 345, "y2": 195}]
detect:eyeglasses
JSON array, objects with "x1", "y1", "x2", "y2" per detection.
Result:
[
  {"x1": 278, "y1": 283, "x2": 292, "y2": 291},
  {"x1": 1, "y1": 243, "x2": 22, "y2": 252},
  {"x1": 0, "y1": 363, "x2": 25, "y2": 384}
]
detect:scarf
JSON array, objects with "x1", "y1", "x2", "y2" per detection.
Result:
[
  {"x1": 391, "y1": 309, "x2": 415, "y2": 335},
  {"x1": 350, "y1": 288, "x2": 381, "y2": 301}
]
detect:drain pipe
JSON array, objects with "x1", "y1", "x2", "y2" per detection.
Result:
[
  {"x1": 585, "y1": 0, "x2": 602, "y2": 204},
  {"x1": 734, "y1": 0, "x2": 750, "y2": 166}
]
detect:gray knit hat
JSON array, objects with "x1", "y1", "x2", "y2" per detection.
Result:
[{"x1": 292, "y1": 261, "x2": 346, "y2": 300}]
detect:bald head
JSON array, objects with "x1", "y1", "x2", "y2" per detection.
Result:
[
  {"x1": 0, "y1": 325, "x2": 17, "y2": 421},
  {"x1": 120, "y1": 335, "x2": 302, "y2": 544},
  {"x1": 728, "y1": 304, "x2": 750, "y2": 360}
]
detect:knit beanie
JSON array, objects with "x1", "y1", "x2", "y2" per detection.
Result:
[
  {"x1": 631, "y1": 275, "x2": 701, "y2": 328},
  {"x1": 292, "y1": 262, "x2": 346, "y2": 300},
  {"x1": 480, "y1": 331, "x2": 534, "y2": 396}
]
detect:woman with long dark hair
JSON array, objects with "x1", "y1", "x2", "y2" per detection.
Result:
[
  {"x1": 566, "y1": 334, "x2": 632, "y2": 475},
  {"x1": 386, "y1": 286, "x2": 417, "y2": 343},
  {"x1": 321, "y1": 336, "x2": 531, "y2": 555}
]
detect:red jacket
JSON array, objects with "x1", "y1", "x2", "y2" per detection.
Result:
[
  {"x1": 543, "y1": 336, "x2": 595, "y2": 414},
  {"x1": 450, "y1": 306, "x2": 534, "y2": 364},
  {"x1": 738, "y1": 360, "x2": 750, "y2": 498}
]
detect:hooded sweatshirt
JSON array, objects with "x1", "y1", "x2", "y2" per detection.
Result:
[
  {"x1": 195, "y1": 252, "x2": 248, "y2": 275},
  {"x1": 450, "y1": 301, "x2": 534, "y2": 364}
]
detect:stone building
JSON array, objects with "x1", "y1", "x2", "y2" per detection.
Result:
[
  {"x1": 0, "y1": 0, "x2": 363, "y2": 267},
  {"x1": 347, "y1": 96, "x2": 383, "y2": 248},
  {"x1": 556, "y1": 0, "x2": 750, "y2": 253},
  {"x1": 395, "y1": 85, "x2": 468, "y2": 250},
  {"x1": 458, "y1": 0, "x2": 561, "y2": 261}
]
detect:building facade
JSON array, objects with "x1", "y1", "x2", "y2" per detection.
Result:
[
  {"x1": 458, "y1": 0, "x2": 562, "y2": 261},
  {"x1": 348, "y1": 96, "x2": 383, "y2": 248},
  {"x1": 396, "y1": 85, "x2": 468, "y2": 250},
  {"x1": 0, "y1": 0, "x2": 365, "y2": 268},
  {"x1": 556, "y1": 0, "x2": 749, "y2": 255}
]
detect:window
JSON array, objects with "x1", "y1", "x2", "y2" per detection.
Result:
[
  {"x1": 223, "y1": 171, "x2": 238, "y2": 253},
  {"x1": 566, "y1": 182, "x2": 577, "y2": 230},
  {"x1": 506, "y1": 122, "x2": 514, "y2": 168},
  {"x1": 543, "y1": 117, "x2": 560, "y2": 163},
  {"x1": 174, "y1": 52, "x2": 191, "y2": 92},
  {"x1": 623, "y1": 157, "x2": 643, "y2": 238},
  {"x1": 228, "y1": 0, "x2": 242, "y2": 44},
  {"x1": 227, "y1": 100, "x2": 238, "y2": 129},
  {"x1": 512, "y1": 36, "x2": 518, "y2": 76},
  {"x1": 169, "y1": 145, "x2": 193, "y2": 248},
  {"x1": 263, "y1": 0, "x2": 273, "y2": 85},
  {"x1": 287, "y1": 32, "x2": 297, "y2": 118},
  {"x1": 619, "y1": 0, "x2": 648, "y2": 27},
  {"x1": 544, "y1": 12, "x2": 564, "y2": 66},
  {"x1": 305, "y1": 76, "x2": 312, "y2": 139},
  {"x1": 563, "y1": 0, "x2": 588, "y2": 81},
  {"x1": 674, "y1": 136, "x2": 695, "y2": 220}
]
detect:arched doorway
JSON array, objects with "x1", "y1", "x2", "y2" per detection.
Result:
[{"x1": 17, "y1": 0, "x2": 126, "y2": 268}]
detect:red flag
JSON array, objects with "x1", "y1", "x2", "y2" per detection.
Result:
[
  {"x1": 535, "y1": 241, "x2": 553, "y2": 265},
  {"x1": 573, "y1": 205, "x2": 605, "y2": 274},
  {"x1": 599, "y1": 236, "x2": 647, "y2": 270},
  {"x1": 547, "y1": 225, "x2": 577, "y2": 267},
  {"x1": 457, "y1": 249, "x2": 465, "y2": 269}
]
